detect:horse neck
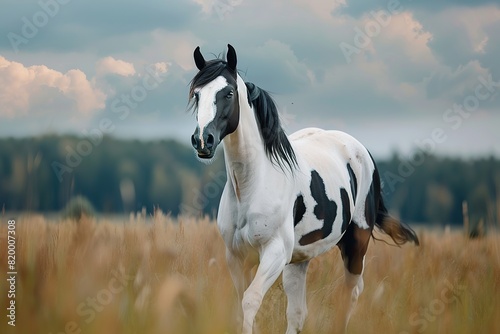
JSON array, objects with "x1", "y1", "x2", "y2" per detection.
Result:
[{"x1": 223, "y1": 75, "x2": 267, "y2": 196}]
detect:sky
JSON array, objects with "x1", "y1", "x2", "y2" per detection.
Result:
[{"x1": 1, "y1": 0, "x2": 499, "y2": 158}]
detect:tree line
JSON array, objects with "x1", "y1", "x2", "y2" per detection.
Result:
[{"x1": 0, "y1": 135, "x2": 498, "y2": 226}]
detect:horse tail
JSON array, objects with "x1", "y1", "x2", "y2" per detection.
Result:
[
  {"x1": 369, "y1": 156, "x2": 420, "y2": 246},
  {"x1": 375, "y1": 196, "x2": 420, "y2": 246}
]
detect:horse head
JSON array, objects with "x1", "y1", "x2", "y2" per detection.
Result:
[{"x1": 189, "y1": 44, "x2": 240, "y2": 160}]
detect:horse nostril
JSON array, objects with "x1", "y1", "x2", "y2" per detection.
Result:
[
  {"x1": 191, "y1": 134, "x2": 198, "y2": 149},
  {"x1": 206, "y1": 134, "x2": 215, "y2": 148}
]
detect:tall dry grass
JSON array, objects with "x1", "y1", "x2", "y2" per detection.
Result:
[{"x1": 1, "y1": 215, "x2": 499, "y2": 334}]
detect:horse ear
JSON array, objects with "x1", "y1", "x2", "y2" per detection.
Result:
[
  {"x1": 194, "y1": 46, "x2": 206, "y2": 71},
  {"x1": 226, "y1": 44, "x2": 237, "y2": 73}
]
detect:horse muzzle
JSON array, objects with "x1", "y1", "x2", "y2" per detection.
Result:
[{"x1": 191, "y1": 127, "x2": 218, "y2": 159}]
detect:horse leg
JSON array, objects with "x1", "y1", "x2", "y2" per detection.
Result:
[
  {"x1": 241, "y1": 239, "x2": 288, "y2": 334},
  {"x1": 227, "y1": 249, "x2": 250, "y2": 301},
  {"x1": 337, "y1": 222, "x2": 371, "y2": 332},
  {"x1": 226, "y1": 249, "x2": 254, "y2": 330},
  {"x1": 283, "y1": 261, "x2": 310, "y2": 334}
]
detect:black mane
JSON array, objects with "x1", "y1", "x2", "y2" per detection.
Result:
[{"x1": 245, "y1": 82, "x2": 297, "y2": 172}]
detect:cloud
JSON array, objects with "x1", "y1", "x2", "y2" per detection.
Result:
[
  {"x1": 424, "y1": 60, "x2": 491, "y2": 101},
  {"x1": 337, "y1": 10, "x2": 437, "y2": 82},
  {"x1": 193, "y1": 0, "x2": 244, "y2": 19},
  {"x1": 420, "y1": 5, "x2": 500, "y2": 67},
  {"x1": 376, "y1": 12, "x2": 435, "y2": 67},
  {"x1": 149, "y1": 62, "x2": 169, "y2": 75},
  {"x1": 337, "y1": 0, "x2": 500, "y2": 17},
  {"x1": 96, "y1": 57, "x2": 135, "y2": 77},
  {"x1": 0, "y1": 56, "x2": 106, "y2": 118}
]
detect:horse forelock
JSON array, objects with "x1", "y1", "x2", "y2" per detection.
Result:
[{"x1": 189, "y1": 60, "x2": 235, "y2": 97}]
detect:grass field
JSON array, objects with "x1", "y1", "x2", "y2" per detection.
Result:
[{"x1": 1, "y1": 214, "x2": 499, "y2": 334}]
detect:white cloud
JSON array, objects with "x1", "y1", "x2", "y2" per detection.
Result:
[
  {"x1": 149, "y1": 62, "x2": 169, "y2": 74},
  {"x1": 95, "y1": 56, "x2": 136, "y2": 77},
  {"x1": 440, "y1": 5, "x2": 500, "y2": 55},
  {"x1": 379, "y1": 12, "x2": 435, "y2": 65},
  {"x1": 0, "y1": 56, "x2": 106, "y2": 118}
]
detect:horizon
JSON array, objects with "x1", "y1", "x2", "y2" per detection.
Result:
[{"x1": 1, "y1": 132, "x2": 498, "y2": 161}]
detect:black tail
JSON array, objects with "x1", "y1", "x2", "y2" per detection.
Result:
[
  {"x1": 370, "y1": 155, "x2": 419, "y2": 246},
  {"x1": 375, "y1": 196, "x2": 420, "y2": 246}
]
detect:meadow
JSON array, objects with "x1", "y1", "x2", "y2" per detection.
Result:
[{"x1": 1, "y1": 213, "x2": 499, "y2": 334}]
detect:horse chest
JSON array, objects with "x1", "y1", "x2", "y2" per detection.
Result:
[
  {"x1": 219, "y1": 191, "x2": 291, "y2": 253},
  {"x1": 239, "y1": 206, "x2": 286, "y2": 245}
]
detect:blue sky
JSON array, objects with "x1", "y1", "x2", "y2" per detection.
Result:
[{"x1": 1, "y1": 0, "x2": 499, "y2": 158}]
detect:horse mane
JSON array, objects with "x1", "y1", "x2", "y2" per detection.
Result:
[{"x1": 245, "y1": 82, "x2": 298, "y2": 173}]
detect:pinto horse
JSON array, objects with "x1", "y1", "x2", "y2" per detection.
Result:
[{"x1": 188, "y1": 44, "x2": 419, "y2": 334}]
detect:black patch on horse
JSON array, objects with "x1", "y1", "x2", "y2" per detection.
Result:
[
  {"x1": 293, "y1": 194, "x2": 306, "y2": 227},
  {"x1": 299, "y1": 170, "x2": 337, "y2": 245},
  {"x1": 364, "y1": 170, "x2": 377, "y2": 227},
  {"x1": 347, "y1": 163, "x2": 357, "y2": 205},
  {"x1": 340, "y1": 188, "x2": 351, "y2": 233}
]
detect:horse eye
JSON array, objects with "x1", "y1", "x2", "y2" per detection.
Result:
[
  {"x1": 194, "y1": 92, "x2": 199, "y2": 100},
  {"x1": 226, "y1": 91, "x2": 234, "y2": 99}
]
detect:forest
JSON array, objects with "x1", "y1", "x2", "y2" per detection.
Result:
[{"x1": 0, "y1": 135, "x2": 498, "y2": 227}]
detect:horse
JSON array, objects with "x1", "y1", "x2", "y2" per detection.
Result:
[{"x1": 187, "y1": 44, "x2": 419, "y2": 334}]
